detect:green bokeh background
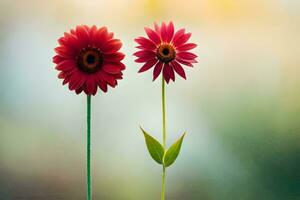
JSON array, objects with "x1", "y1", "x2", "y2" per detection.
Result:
[{"x1": 0, "y1": 0, "x2": 299, "y2": 199}]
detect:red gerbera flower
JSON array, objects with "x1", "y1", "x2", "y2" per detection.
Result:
[
  {"x1": 134, "y1": 22, "x2": 197, "y2": 83},
  {"x1": 53, "y1": 25, "x2": 125, "y2": 95}
]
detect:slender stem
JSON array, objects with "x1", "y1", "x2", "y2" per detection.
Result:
[
  {"x1": 161, "y1": 166, "x2": 166, "y2": 200},
  {"x1": 87, "y1": 95, "x2": 92, "y2": 200},
  {"x1": 161, "y1": 76, "x2": 166, "y2": 200},
  {"x1": 162, "y1": 77, "x2": 166, "y2": 147}
]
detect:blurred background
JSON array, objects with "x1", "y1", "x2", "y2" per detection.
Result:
[{"x1": 0, "y1": 0, "x2": 299, "y2": 199}]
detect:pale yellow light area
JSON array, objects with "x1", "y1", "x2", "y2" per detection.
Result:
[{"x1": 144, "y1": 0, "x2": 163, "y2": 17}]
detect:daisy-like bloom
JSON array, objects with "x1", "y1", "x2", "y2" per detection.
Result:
[
  {"x1": 53, "y1": 25, "x2": 125, "y2": 95},
  {"x1": 134, "y1": 22, "x2": 197, "y2": 83}
]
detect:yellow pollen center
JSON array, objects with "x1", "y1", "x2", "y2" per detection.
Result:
[{"x1": 157, "y1": 44, "x2": 176, "y2": 63}]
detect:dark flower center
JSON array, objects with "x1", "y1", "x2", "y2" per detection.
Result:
[
  {"x1": 157, "y1": 44, "x2": 176, "y2": 63},
  {"x1": 86, "y1": 54, "x2": 96, "y2": 64},
  {"x1": 77, "y1": 47, "x2": 103, "y2": 73}
]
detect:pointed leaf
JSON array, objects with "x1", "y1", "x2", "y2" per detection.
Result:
[
  {"x1": 140, "y1": 127, "x2": 165, "y2": 164},
  {"x1": 164, "y1": 132, "x2": 186, "y2": 167}
]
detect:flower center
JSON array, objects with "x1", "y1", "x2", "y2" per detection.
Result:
[
  {"x1": 77, "y1": 47, "x2": 103, "y2": 73},
  {"x1": 157, "y1": 44, "x2": 176, "y2": 63}
]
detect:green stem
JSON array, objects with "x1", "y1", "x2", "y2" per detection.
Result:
[
  {"x1": 161, "y1": 166, "x2": 166, "y2": 200},
  {"x1": 87, "y1": 95, "x2": 92, "y2": 200},
  {"x1": 161, "y1": 76, "x2": 166, "y2": 200},
  {"x1": 162, "y1": 76, "x2": 166, "y2": 147}
]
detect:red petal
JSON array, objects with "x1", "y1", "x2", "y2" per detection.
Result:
[
  {"x1": 62, "y1": 75, "x2": 70, "y2": 85},
  {"x1": 177, "y1": 52, "x2": 197, "y2": 60},
  {"x1": 154, "y1": 22, "x2": 160, "y2": 35},
  {"x1": 176, "y1": 43, "x2": 197, "y2": 51},
  {"x1": 73, "y1": 73, "x2": 85, "y2": 89},
  {"x1": 99, "y1": 71, "x2": 117, "y2": 87},
  {"x1": 138, "y1": 59, "x2": 157, "y2": 73},
  {"x1": 171, "y1": 61, "x2": 186, "y2": 79},
  {"x1": 102, "y1": 39, "x2": 122, "y2": 54},
  {"x1": 92, "y1": 86, "x2": 98, "y2": 95},
  {"x1": 113, "y1": 73, "x2": 123, "y2": 80},
  {"x1": 104, "y1": 52, "x2": 125, "y2": 62},
  {"x1": 68, "y1": 72, "x2": 84, "y2": 91},
  {"x1": 118, "y1": 62, "x2": 126, "y2": 70},
  {"x1": 102, "y1": 63, "x2": 121, "y2": 74},
  {"x1": 172, "y1": 28, "x2": 185, "y2": 44},
  {"x1": 144, "y1": 27, "x2": 161, "y2": 45},
  {"x1": 166, "y1": 21, "x2": 174, "y2": 42},
  {"x1": 160, "y1": 22, "x2": 168, "y2": 42},
  {"x1": 54, "y1": 46, "x2": 76, "y2": 58},
  {"x1": 70, "y1": 28, "x2": 76, "y2": 35},
  {"x1": 89, "y1": 25, "x2": 97, "y2": 35},
  {"x1": 98, "y1": 80, "x2": 108, "y2": 93},
  {"x1": 178, "y1": 58, "x2": 197, "y2": 63},
  {"x1": 134, "y1": 37, "x2": 156, "y2": 50},
  {"x1": 59, "y1": 33, "x2": 81, "y2": 49},
  {"x1": 163, "y1": 63, "x2": 171, "y2": 83},
  {"x1": 133, "y1": 50, "x2": 156, "y2": 58},
  {"x1": 85, "y1": 78, "x2": 98, "y2": 95},
  {"x1": 88, "y1": 25, "x2": 97, "y2": 44},
  {"x1": 135, "y1": 46, "x2": 146, "y2": 50},
  {"x1": 58, "y1": 71, "x2": 65, "y2": 79},
  {"x1": 55, "y1": 60, "x2": 76, "y2": 71},
  {"x1": 92, "y1": 27, "x2": 109, "y2": 48},
  {"x1": 153, "y1": 62, "x2": 163, "y2": 81},
  {"x1": 107, "y1": 32, "x2": 114, "y2": 40},
  {"x1": 62, "y1": 69, "x2": 76, "y2": 84},
  {"x1": 75, "y1": 86, "x2": 84, "y2": 94},
  {"x1": 75, "y1": 25, "x2": 90, "y2": 48},
  {"x1": 176, "y1": 58, "x2": 194, "y2": 67},
  {"x1": 169, "y1": 65, "x2": 175, "y2": 81},
  {"x1": 53, "y1": 55, "x2": 65, "y2": 64},
  {"x1": 173, "y1": 33, "x2": 192, "y2": 47},
  {"x1": 135, "y1": 56, "x2": 156, "y2": 63},
  {"x1": 83, "y1": 25, "x2": 90, "y2": 31}
]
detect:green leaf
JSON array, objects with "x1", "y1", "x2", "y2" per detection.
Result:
[
  {"x1": 140, "y1": 127, "x2": 165, "y2": 164},
  {"x1": 164, "y1": 132, "x2": 186, "y2": 167}
]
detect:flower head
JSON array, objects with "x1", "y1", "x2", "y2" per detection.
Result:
[
  {"x1": 53, "y1": 25, "x2": 125, "y2": 95},
  {"x1": 134, "y1": 22, "x2": 197, "y2": 83}
]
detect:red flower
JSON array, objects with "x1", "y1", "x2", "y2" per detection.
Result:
[
  {"x1": 134, "y1": 22, "x2": 197, "y2": 83},
  {"x1": 53, "y1": 25, "x2": 125, "y2": 95}
]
